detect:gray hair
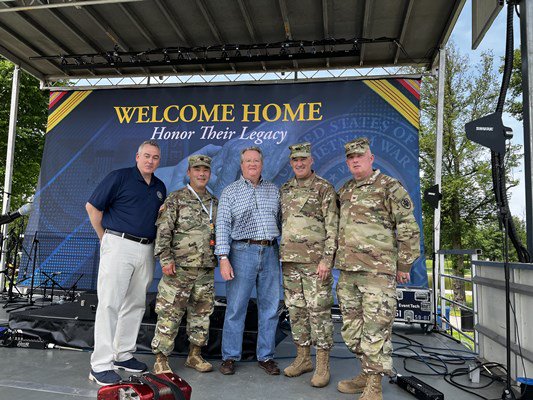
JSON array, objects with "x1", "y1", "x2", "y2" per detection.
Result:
[
  {"x1": 240, "y1": 146, "x2": 263, "y2": 163},
  {"x1": 137, "y1": 140, "x2": 160, "y2": 154}
]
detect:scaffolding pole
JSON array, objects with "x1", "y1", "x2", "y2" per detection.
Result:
[
  {"x1": 433, "y1": 48, "x2": 446, "y2": 326},
  {"x1": 0, "y1": 65, "x2": 21, "y2": 290}
]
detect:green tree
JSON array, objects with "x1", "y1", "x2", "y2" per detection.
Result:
[
  {"x1": 0, "y1": 59, "x2": 49, "y2": 211},
  {"x1": 463, "y1": 216, "x2": 527, "y2": 262},
  {"x1": 419, "y1": 43, "x2": 522, "y2": 303}
]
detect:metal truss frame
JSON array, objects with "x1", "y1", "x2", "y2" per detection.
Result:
[
  {"x1": 42, "y1": 65, "x2": 430, "y2": 91},
  {"x1": 0, "y1": 0, "x2": 145, "y2": 13}
]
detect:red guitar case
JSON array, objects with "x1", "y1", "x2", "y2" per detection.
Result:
[{"x1": 97, "y1": 372, "x2": 192, "y2": 400}]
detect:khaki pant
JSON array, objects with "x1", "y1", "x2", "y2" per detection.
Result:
[{"x1": 90, "y1": 233, "x2": 154, "y2": 372}]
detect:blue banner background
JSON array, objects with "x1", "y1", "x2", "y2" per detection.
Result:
[{"x1": 22, "y1": 79, "x2": 427, "y2": 295}]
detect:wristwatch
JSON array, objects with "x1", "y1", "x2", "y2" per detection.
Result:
[{"x1": 219, "y1": 255, "x2": 228, "y2": 260}]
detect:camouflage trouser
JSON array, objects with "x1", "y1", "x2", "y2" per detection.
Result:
[
  {"x1": 282, "y1": 262, "x2": 334, "y2": 350},
  {"x1": 336, "y1": 271, "x2": 396, "y2": 375},
  {"x1": 151, "y1": 267, "x2": 214, "y2": 356}
]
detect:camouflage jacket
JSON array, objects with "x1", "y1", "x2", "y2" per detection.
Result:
[
  {"x1": 280, "y1": 173, "x2": 339, "y2": 267},
  {"x1": 336, "y1": 169, "x2": 420, "y2": 275},
  {"x1": 154, "y1": 187, "x2": 218, "y2": 268}
]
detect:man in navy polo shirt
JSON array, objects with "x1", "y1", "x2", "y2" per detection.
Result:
[{"x1": 86, "y1": 140, "x2": 166, "y2": 386}]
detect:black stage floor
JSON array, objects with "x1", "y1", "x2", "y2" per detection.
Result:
[
  {"x1": 0, "y1": 294, "x2": 513, "y2": 399},
  {"x1": 8, "y1": 295, "x2": 287, "y2": 359}
]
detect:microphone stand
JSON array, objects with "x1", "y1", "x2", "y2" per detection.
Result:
[
  {"x1": 67, "y1": 273, "x2": 84, "y2": 302},
  {"x1": 7, "y1": 234, "x2": 39, "y2": 312},
  {"x1": 500, "y1": 204, "x2": 515, "y2": 400},
  {"x1": 1, "y1": 226, "x2": 25, "y2": 308},
  {"x1": 13, "y1": 228, "x2": 38, "y2": 286},
  {"x1": 40, "y1": 271, "x2": 68, "y2": 303},
  {"x1": 7, "y1": 226, "x2": 20, "y2": 300},
  {"x1": 29, "y1": 236, "x2": 38, "y2": 305}
]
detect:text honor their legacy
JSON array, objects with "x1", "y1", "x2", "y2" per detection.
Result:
[{"x1": 114, "y1": 102, "x2": 323, "y2": 145}]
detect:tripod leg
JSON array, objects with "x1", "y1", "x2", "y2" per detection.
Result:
[{"x1": 28, "y1": 238, "x2": 38, "y2": 305}]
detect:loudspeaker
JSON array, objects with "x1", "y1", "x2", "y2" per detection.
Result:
[
  {"x1": 423, "y1": 184, "x2": 442, "y2": 210},
  {"x1": 171, "y1": 299, "x2": 288, "y2": 360},
  {"x1": 78, "y1": 292, "x2": 157, "y2": 318}
]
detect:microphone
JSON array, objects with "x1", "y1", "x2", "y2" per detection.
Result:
[{"x1": 0, "y1": 203, "x2": 33, "y2": 225}]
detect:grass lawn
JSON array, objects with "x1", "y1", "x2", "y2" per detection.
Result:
[{"x1": 426, "y1": 259, "x2": 473, "y2": 291}]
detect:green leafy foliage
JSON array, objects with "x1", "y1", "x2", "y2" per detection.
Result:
[
  {"x1": 419, "y1": 43, "x2": 523, "y2": 300},
  {"x1": 420, "y1": 43, "x2": 522, "y2": 260},
  {"x1": 0, "y1": 59, "x2": 49, "y2": 211}
]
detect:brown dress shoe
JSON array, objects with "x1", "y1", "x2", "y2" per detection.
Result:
[
  {"x1": 219, "y1": 359, "x2": 236, "y2": 375},
  {"x1": 258, "y1": 359, "x2": 280, "y2": 375}
]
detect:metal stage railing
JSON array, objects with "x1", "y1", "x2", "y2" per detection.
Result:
[{"x1": 436, "y1": 249, "x2": 481, "y2": 353}]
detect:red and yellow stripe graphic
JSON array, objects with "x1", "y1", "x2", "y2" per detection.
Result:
[
  {"x1": 48, "y1": 91, "x2": 68, "y2": 109},
  {"x1": 398, "y1": 79, "x2": 420, "y2": 100},
  {"x1": 363, "y1": 79, "x2": 420, "y2": 129},
  {"x1": 46, "y1": 91, "x2": 92, "y2": 133}
]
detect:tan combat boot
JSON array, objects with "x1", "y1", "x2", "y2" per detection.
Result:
[
  {"x1": 359, "y1": 374, "x2": 383, "y2": 400},
  {"x1": 283, "y1": 345, "x2": 313, "y2": 377},
  {"x1": 337, "y1": 373, "x2": 367, "y2": 393},
  {"x1": 153, "y1": 353, "x2": 172, "y2": 374},
  {"x1": 185, "y1": 344, "x2": 213, "y2": 372},
  {"x1": 310, "y1": 349, "x2": 330, "y2": 387}
]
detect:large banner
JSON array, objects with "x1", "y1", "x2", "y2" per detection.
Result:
[{"x1": 22, "y1": 78, "x2": 427, "y2": 294}]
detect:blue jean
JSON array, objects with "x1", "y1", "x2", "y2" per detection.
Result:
[{"x1": 222, "y1": 241, "x2": 281, "y2": 361}]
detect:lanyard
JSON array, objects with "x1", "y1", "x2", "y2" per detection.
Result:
[{"x1": 187, "y1": 184, "x2": 213, "y2": 223}]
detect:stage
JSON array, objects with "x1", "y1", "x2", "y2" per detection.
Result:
[
  {"x1": 6, "y1": 294, "x2": 287, "y2": 360},
  {"x1": 0, "y1": 296, "x2": 511, "y2": 400}
]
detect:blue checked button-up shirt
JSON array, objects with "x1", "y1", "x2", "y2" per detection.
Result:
[{"x1": 215, "y1": 175, "x2": 281, "y2": 256}]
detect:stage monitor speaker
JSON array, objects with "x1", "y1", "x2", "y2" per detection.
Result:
[
  {"x1": 172, "y1": 299, "x2": 288, "y2": 360},
  {"x1": 78, "y1": 292, "x2": 157, "y2": 319}
]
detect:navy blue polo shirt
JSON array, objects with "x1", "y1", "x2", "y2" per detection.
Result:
[{"x1": 88, "y1": 166, "x2": 167, "y2": 239}]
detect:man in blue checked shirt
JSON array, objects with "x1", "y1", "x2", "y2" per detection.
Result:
[{"x1": 215, "y1": 146, "x2": 282, "y2": 376}]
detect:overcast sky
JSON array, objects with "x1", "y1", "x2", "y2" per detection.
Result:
[{"x1": 451, "y1": 1, "x2": 525, "y2": 219}]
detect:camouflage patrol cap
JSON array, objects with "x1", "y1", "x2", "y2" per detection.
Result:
[
  {"x1": 345, "y1": 137, "x2": 370, "y2": 157},
  {"x1": 289, "y1": 142, "x2": 311, "y2": 159},
  {"x1": 188, "y1": 154, "x2": 211, "y2": 168}
]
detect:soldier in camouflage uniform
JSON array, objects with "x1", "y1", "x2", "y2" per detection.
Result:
[
  {"x1": 280, "y1": 142, "x2": 339, "y2": 388},
  {"x1": 152, "y1": 155, "x2": 218, "y2": 374},
  {"x1": 336, "y1": 137, "x2": 420, "y2": 400}
]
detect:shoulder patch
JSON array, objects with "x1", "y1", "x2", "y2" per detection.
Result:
[{"x1": 400, "y1": 197, "x2": 411, "y2": 210}]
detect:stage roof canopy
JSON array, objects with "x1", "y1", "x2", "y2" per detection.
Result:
[{"x1": 0, "y1": 0, "x2": 465, "y2": 81}]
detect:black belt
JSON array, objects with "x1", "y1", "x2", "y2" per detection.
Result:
[
  {"x1": 238, "y1": 239, "x2": 276, "y2": 246},
  {"x1": 105, "y1": 229, "x2": 154, "y2": 244}
]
